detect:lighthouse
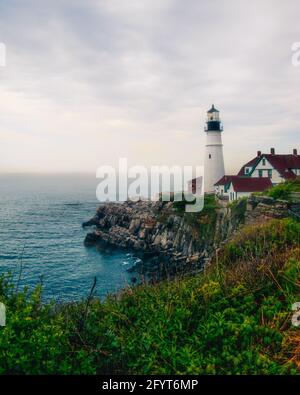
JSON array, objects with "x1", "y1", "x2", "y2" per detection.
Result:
[{"x1": 204, "y1": 105, "x2": 225, "y2": 193}]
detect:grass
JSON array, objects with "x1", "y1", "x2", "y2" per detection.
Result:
[
  {"x1": 173, "y1": 194, "x2": 219, "y2": 244},
  {"x1": 264, "y1": 177, "x2": 300, "y2": 201},
  {"x1": 228, "y1": 197, "x2": 248, "y2": 224},
  {"x1": 0, "y1": 218, "x2": 300, "y2": 374}
]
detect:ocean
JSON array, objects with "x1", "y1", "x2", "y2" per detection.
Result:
[{"x1": 0, "y1": 174, "x2": 136, "y2": 301}]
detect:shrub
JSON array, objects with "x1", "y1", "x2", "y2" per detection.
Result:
[
  {"x1": 0, "y1": 218, "x2": 299, "y2": 374},
  {"x1": 266, "y1": 177, "x2": 300, "y2": 201}
]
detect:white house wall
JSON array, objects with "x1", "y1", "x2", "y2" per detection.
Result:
[
  {"x1": 225, "y1": 184, "x2": 254, "y2": 201},
  {"x1": 250, "y1": 157, "x2": 283, "y2": 184},
  {"x1": 236, "y1": 191, "x2": 251, "y2": 200},
  {"x1": 226, "y1": 183, "x2": 236, "y2": 201},
  {"x1": 293, "y1": 169, "x2": 300, "y2": 176}
]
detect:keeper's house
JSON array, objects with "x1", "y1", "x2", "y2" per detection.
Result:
[
  {"x1": 215, "y1": 148, "x2": 300, "y2": 201},
  {"x1": 215, "y1": 175, "x2": 272, "y2": 201}
]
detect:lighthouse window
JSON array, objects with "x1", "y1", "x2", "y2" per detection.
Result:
[{"x1": 209, "y1": 154, "x2": 211, "y2": 159}]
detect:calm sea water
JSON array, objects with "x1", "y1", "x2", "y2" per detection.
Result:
[{"x1": 0, "y1": 174, "x2": 136, "y2": 301}]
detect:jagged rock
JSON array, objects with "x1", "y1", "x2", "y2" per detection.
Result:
[
  {"x1": 83, "y1": 194, "x2": 295, "y2": 279},
  {"x1": 245, "y1": 195, "x2": 290, "y2": 223},
  {"x1": 83, "y1": 200, "x2": 242, "y2": 277}
]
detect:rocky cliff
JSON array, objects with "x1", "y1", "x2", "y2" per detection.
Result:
[
  {"x1": 82, "y1": 194, "x2": 298, "y2": 279},
  {"x1": 83, "y1": 196, "x2": 247, "y2": 278},
  {"x1": 245, "y1": 194, "x2": 299, "y2": 223}
]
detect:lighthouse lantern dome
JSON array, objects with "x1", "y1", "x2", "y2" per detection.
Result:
[
  {"x1": 205, "y1": 104, "x2": 222, "y2": 131},
  {"x1": 207, "y1": 104, "x2": 220, "y2": 121}
]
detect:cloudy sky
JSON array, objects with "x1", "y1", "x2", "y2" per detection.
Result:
[{"x1": 0, "y1": 0, "x2": 299, "y2": 174}]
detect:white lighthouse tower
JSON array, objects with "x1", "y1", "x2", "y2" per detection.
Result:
[{"x1": 204, "y1": 105, "x2": 225, "y2": 193}]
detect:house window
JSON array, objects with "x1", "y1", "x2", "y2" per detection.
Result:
[
  {"x1": 209, "y1": 154, "x2": 211, "y2": 159},
  {"x1": 268, "y1": 169, "x2": 272, "y2": 178},
  {"x1": 262, "y1": 158, "x2": 266, "y2": 166},
  {"x1": 258, "y1": 170, "x2": 263, "y2": 177},
  {"x1": 245, "y1": 168, "x2": 249, "y2": 174}
]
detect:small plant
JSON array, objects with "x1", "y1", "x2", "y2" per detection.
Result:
[
  {"x1": 265, "y1": 177, "x2": 300, "y2": 201},
  {"x1": 173, "y1": 194, "x2": 219, "y2": 242},
  {"x1": 228, "y1": 197, "x2": 247, "y2": 223},
  {"x1": 0, "y1": 218, "x2": 299, "y2": 374}
]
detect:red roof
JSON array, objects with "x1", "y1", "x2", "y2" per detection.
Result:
[
  {"x1": 238, "y1": 153, "x2": 300, "y2": 179},
  {"x1": 263, "y1": 154, "x2": 300, "y2": 179},
  {"x1": 230, "y1": 177, "x2": 272, "y2": 192},
  {"x1": 281, "y1": 171, "x2": 297, "y2": 179},
  {"x1": 188, "y1": 176, "x2": 202, "y2": 185},
  {"x1": 237, "y1": 158, "x2": 260, "y2": 175},
  {"x1": 214, "y1": 175, "x2": 236, "y2": 186}
]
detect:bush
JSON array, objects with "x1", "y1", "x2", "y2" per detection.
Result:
[
  {"x1": 173, "y1": 194, "x2": 219, "y2": 242},
  {"x1": 266, "y1": 177, "x2": 300, "y2": 200},
  {"x1": 0, "y1": 219, "x2": 299, "y2": 374}
]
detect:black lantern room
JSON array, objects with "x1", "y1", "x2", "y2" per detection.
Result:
[{"x1": 205, "y1": 104, "x2": 223, "y2": 131}]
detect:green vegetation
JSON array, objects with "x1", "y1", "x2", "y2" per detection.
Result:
[
  {"x1": 173, "y1": 194, "x2": 219, "y2": 242},
  {"x1": 265, "y1": 177, "x2": 300, "y2": 201},
  {"x1": 228, "y1": 197, "x2": 248, "y2": 223},
  {"x1": 0, "y1": 218, "x2": 300, "y2": 374}
]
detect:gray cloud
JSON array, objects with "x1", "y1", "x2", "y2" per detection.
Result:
[{"x1": 0, "y1": 0, "x2": 299, "y2": 173}]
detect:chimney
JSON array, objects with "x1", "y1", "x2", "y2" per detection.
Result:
[
  {"x1": 293, "y1": 148, "x2": 298, "y2": 156},
  {"x1": 257, "y1": 150, "x2": 262, "y2": 157},
  {"x1": 270, "y1": 148, "x2": 275, "y2": 155}
]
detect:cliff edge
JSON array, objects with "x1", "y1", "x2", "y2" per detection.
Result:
[{"x1": 83, "y1": 196, "x2": 249, "y2": 276}]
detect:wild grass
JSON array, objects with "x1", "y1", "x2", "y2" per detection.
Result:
[
  {"x1": 264, "y1": 177, "x2": 300, "y2": 201},
  {"x1": 0, "y1": 218, "x2": 299, "y2": 374}
]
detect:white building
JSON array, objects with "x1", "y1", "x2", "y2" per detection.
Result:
[
  {"x1": 215, "y1": 175, "x2": 272, "y2": 202},
  {"x1": 189, "y1": 105, "x2": 299, "y2": 200},
  {"x1": 204, "y1": 105, "x2": 225, "y2": 193},
  {"x1": 237, "y1": 148, "x2": 300, "y2": 183},
  {"x1": 215, "y1": 148, "x2": 300, "y2": 201}
]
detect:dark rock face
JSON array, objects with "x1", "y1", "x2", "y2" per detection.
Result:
[
  {"x1": 82, "y1": 200, "x2": 241, "y2": 277},
  {"x1": 83, "y1": 194, "x2": 297, "y2": 279}
]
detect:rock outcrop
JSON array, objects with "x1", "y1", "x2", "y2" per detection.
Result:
[
  {"x1": 83, "y1": 199, "x2": 243, "y2": 278},
  {"x1": 245, "y1": 195, "x2": 290, "y2": 224},
  {"x1": 83, "y1": 194, "x2": 299, "y2": 279},
  {"x1": 83, "y1": 201, "x2": 203, "y2": 276}
]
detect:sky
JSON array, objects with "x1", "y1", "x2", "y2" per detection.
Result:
[{"x1": 0, "y1": 0, "x2": 299, "y2": 175}]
